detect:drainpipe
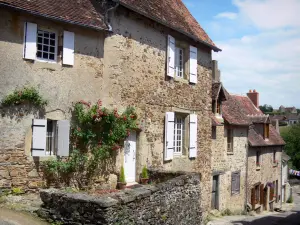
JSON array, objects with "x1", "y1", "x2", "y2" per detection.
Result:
[
  {"x1": 280, "y1": 146, "x2": 283, "y2": 209},
  {"x1": 104, "y1": 0, "x2": 120, "y2": 31},
  {"x1": 245, "y1": 137, "x2": 249, "y2": 213}
]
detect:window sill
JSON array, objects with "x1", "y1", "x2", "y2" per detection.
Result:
[
  {"x1": 174, "y1": 77, "x2": 189, "y2": 84},
  {"x1": 231, "y1": 192, "x2": 240, "y2": 196},
  {"x1": 256, "y1": 166, "x2": 261, "y2": 171},
  {"x1": 227, "y1": 152, "x2": 234, "y2": 155},
  {"x1": 28, "y1": 155, "x2": 57, "y2": 162}
]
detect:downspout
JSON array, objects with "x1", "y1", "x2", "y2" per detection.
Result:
[
  {"x1": 280, "y1": 146, "x2": 283, "y2": 209},
  {"x1": 104, "y1": 0, "x2": 120, "y2": 31},
  {"x1": 245, "y1": 131, "x2": 249, "y2": 213}
]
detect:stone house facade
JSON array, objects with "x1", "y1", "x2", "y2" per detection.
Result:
[
  {"x1": 211, "y1": 68, "x2": 248, "y2": 213},
  {"x1": 0, "y1": 0, "x2": 221, "y2": 216},
  {"x1": 222, "y1": 90, "x2": 285, "y2": 212}
]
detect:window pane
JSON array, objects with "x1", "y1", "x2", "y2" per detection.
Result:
[
  {"x1": 43, "y1": 45, "x2": 49, "y2": 52},
  {"x1": 44, "y1": 32, "x2": 49, "y2": 38},
  {"x1": 50, "y1": 33, "x2": 55, "y2": 39},
  {"x1": 44, "y1": 38, "x2": 49, "y2": 45},
  {"x1": 43, "y1": 52, "x2": 49, "y2": 59},
  {"x1": 37, "y1": 51, "x2": 42, "y2": 58},
  {"x1": 38, "y1": 37, "x2": 43, "y2": 43},
  {"x1": 50, "y1": 46, "x2": 55, "y2": 53},
  {"x1": 50, "y1": 39, "x2": 55, "y2": 46},
  {"x1": 37, "y1": 44, "x2": 42, "y2": 50},
  {"x1": 49, "y1": 54, "x2": 55, "y2": 60}
]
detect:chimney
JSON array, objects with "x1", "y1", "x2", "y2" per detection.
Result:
[
  {"x1": 275, "y1": 119, "x2": 280, "y2": 134},
  {"x1": 247, "y1": 89, "x2": 259, "y2": 108},
  {"x1": 212, "y1": 60, "x2": 221, "y2": 82}
]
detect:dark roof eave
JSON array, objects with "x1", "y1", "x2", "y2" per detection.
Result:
[
  {"x1": 119, "y1": 2, "x2": 221, "y2": 52},
  {"x1": 0, "y1": 2, "x2": 109, "y2": 32},
  {"x1": 249, "y1": 143, "x2": 285, "y2": 147}
]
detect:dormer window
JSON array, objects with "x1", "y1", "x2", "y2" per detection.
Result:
[
  {"x1": 216, "y1": 101, "x2": 221, "y2": 114},
  {"x1": 264, "y1": 123, "x2": 270, "y2": 139}
]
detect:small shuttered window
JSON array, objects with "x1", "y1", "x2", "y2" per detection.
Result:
[{"x1": 231, "y1": 171, "x2": 240, "y2": 195}]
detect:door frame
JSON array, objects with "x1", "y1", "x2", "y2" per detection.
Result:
[
  {"x1": 123, "y1": 131, "x2": 137, "y2": 183},
  {"x1": 212, "y1": 175, "x2": 219, "y2": 210}
]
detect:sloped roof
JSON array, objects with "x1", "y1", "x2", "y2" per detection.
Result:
[
  {"x1": 248, "y1": 125, "x2": 285, "y2": 147},
  {"x1": 270, "y1": 115, "x2": 287, "y2": 121},
  {"x1": 212, "y1": 82, "x2": 229, "y2": 101},
  {"x1": 223, "y1": 94, "x2": 285, "y2": 147},
  {"x1": 211, "y1": 114, "x2": 222, "y2": 126},
  {"x1": 286, "y1": 114, "x2": 300, "y2": 120},
  {"x1": 119, "y1": 0, "x2": 220, "y2": 51},
  {"x1": 282, "y1": 152, "x2": 291, "y2": 161},
  {"x1": 0, "y1": 0, "x2": 107, "y2": 30}
]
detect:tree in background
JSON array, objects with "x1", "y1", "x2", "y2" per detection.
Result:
[
  {"x1": 281, "y1": 124, "x2": 300, "y2": 170},
  {"x1": 259, "y1": 104, "x2": 273, "y2": 114}
]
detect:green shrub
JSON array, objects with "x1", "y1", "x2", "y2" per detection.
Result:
[
  {"x1": 287, "y1": 195, "x2": 294, "y2": 203},
  {"x1": 119, "y1": 166, "x2": 126, "y2": 183},
  {"x1": 141, "y1": 165, "x2": 148, "y2": 179},
  {"x1": 2, "y1": 86, "x2": 47, "y2": 107}
]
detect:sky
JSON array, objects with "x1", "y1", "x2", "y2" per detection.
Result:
[{"x1": 183, "y1": 0, "x2": 300, "y2": 108}]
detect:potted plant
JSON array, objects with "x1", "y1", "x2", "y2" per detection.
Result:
[
  {"x1": 140, "y1": 165, "x2": 149, "y2": 185},
  {"x1": 117, "y1": 166, "x2": 127, "y2": 190}
]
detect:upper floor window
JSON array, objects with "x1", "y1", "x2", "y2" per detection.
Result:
[
  {"x1": 264, "y1": 123, "x2": 269, "y2": 139},
  {"x1": 23, "y1": 22, "x2": 75, "y2": 66},
  {"x1": 256, "y1": 151, "x2": 261, "y2": 167},
  {"x1": 273, "y1": 150, "x2": 276, "y2": 163},
  {"x1": 173, "y1": 115, "x2": 185, "y2": 155},
  {"x1": 167, "y1": 35, "x2": 197, "y2": 84},
  {"x1": 37, "y1": 29, "x2": 57, "y2": 62},
  {"x1": 227, "y1": 128, "x2": 233, "y2": 152},
  {"x1": 175, "y1": 47, "x2": 184, "y2": 78}
]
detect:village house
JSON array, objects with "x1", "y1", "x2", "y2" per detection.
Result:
[
  {"x1": 222, "y1": 90, "x2": 285, "y2": 212},
  {"x1": 210, "y1": 62, "x2": 248, "y2": 213},
  {"x1": 0, "y1": 0, "x2": 221, "y2": 218}
]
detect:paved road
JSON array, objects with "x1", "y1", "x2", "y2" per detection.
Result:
[{"x1": 0, "y1": 208, "x2": 48, "y2": 225}]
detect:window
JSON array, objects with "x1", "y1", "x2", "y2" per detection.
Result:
[
  {"x1": 227, "y1": 129, "x2": 233, "y2": 152},
  {"x1": 46, "y1": 120, "x2": 58, "y2": 155},
  {"x1": 231, "y1": 172, "x2": 240, "y2": 195},
  {"x1": 211, "y1": 126, "x2": 217, "y2": 139},
  {"x1": 264, "y1": 123, "x2": 270, "y2": 139},
  {"x1": 255, "y1": 185, "x2": 260, "y2": 204},
  {"x1": 31, "y1": 119, "x2": 70, "y2": 157},
  {"x1": 216, "y1": 101, "x2": 221, "y2": 114},
  {"x1": 173, "y1": 115, "x2": 185, "y2": 155},
  {"x1": 175, "y1": 47, "x2": 184, "y2": 78},
  {"x1": 37, "y1": 29, "x2": 57, "y2": 62},
  {"x1": 256, "y1": 151, "x2": 261, "y2": 167},
  {"x1": 273, "y1": 150, "x2": 276, "y2": 163}
]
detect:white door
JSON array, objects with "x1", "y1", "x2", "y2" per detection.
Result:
[{"x1": 124, "y1": 131, "x2": 136, "y2": 183}]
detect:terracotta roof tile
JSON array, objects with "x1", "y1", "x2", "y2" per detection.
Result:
[
  {"x1": 248, "y1": 125, "x2": 285, "y2": 147},
  {"x1": 119, "y1": 0, "x2": 219, "y2": 51},
  {"x1": 0, "y1": 0, "x2": 107, "y2": 30}
]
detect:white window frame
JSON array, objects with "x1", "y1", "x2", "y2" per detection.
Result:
[
  {"x1": 36, "y1": 28, "x2": 58, "y2": 63},
  {"x1": 175, "y1": 47, "x2": 184, "y2": 78},
  {"x1": 46, "y1": 120, "x2": 58, "y2": 156},
  {"x1": 173, "y1": 115, "x2": 184, "y2": 155}
]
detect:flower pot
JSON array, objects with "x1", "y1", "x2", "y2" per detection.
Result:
[
  {"x1": 140, "y1": 178, "x2": 149, "y2": 185},
  {"x1": 117, "y1": 182, "x2": 127, "y2": 190}
]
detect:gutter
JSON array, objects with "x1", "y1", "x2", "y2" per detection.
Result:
[
  {"x1": 118, "y1": 2, "x2": 222, "y2": 52},
  {"x1": 0, "y1": 2, "x2": 109, "y2": 32},
  {"x1": 104, "y1": 0, "x2": 120, "y2": 31}
]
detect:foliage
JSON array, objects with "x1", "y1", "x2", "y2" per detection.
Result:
[
  {"x1": 11, "y1": 187, "x2": 25, "y2": 195},
  {"x1": 43, "y1": 100, "x2": 138, "y2": 188},
  {"x1": 1, "y1": 87, "x2": 47, "y2": 107},
  {"x1": 119, "y1": 166, "x2": 126, "y2": 183},
  {"x1": 287, "y1": 195, "x2": 293, "y2": 203},
  {"x1": 141, "y1": 165, "x2": 149, "y2": 179},
  {"x1": 259, "y1": 104, "x2": 273, "y2": 114},
  {"x1": 281, "y1": 124, "x2": 300, "y2": 170},
  {"x1": 221, "y1": 209, "x2": 233, "y2": 216}
]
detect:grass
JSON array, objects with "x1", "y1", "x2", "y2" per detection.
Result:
[{"x1": 279, "y1": 126, "x2": 291, "y2": 135}]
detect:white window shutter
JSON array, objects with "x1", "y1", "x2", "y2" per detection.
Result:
[
  {"x1": 23, "y1": 22, "x2": 37, "y2": 60},
  {"x1": 31, "y1": 119, "x2": 47, "y2": 156},
  {"x1": 57, "y1": 120, "x2": 70, "y2": 156},
  {"x1": 63, "y1": 31, "x2": 75, "y2": 66},
  {"x1": 189, "y1": 114, "x2": 198, "y2": 158},
  {"x1": 164, "y1": 112, "x2": 175, "y2": 160},
  {"x1": 167, "y1": 35, "x2": 175, "y2": 78},
  {"x1": 189, "y1": 46, "x2": 198, "y2": 84}
]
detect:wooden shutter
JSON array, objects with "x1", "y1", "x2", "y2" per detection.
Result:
[
  {"x1": 270, "y1": 187, "x2": 274, "y2": 201},
  {"x1": 167, "y1": 35, "x2": 175, "y2": 78},
  {"x1": 23, "y1": 22, "x2": 37, "y2": 60},
  {"x1": 63, "y1": 31, "x2": 75, "y2": 66},
  {"x1": 57, "y1": 120, "x2": 70, "y2": 156},
  {"x1": 260, "y1": 184, "x2": 264, "y2": 205},
  {"x1": 164, "y1": 112, "x2": 174, "y2": 160},
  {"x1": 189, "y1": 46, "x2": 198, "y2": 84},
  {"x1": 189, "y1": 114, "x2": 197, "y2": 158},
  {"x1": 31, "y1": 119, "x2": 47, "y2": 156},
  {"x1": 251, "y1": 188, "x2": 255, "y2": 209}
]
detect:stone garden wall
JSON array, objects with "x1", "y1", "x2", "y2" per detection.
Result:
[{"x1": 38, "y1": 172, "x2": 202, "y2": 225}]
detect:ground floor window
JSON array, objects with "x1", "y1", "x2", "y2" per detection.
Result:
[
  {"x1": 173, "y1": 115, "x2": 185, "y2": 155},
  {"x1": 231, "y1": 171, "x2": 240, "y2": 195}
]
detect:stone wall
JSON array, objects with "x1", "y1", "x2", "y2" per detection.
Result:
[
  {"x1": 211, "y1": 125, "x2": 247, "y2": 212},
  {"x1": 38, "y1": 173, "x2": 202, "y2": 225},
  {"x1": 247, "y1": 146, "x2": 282, "y2": 203}
]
